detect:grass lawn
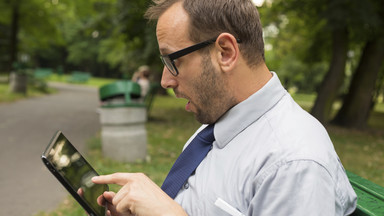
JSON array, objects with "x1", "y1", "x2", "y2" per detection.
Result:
[
  {"x1": 47, "y1": 74, "x2": 117, "y2": 88},
  {"x1": 0, "y1": 74, "x2": 117, "y2": 104},
  {"x1": 34, "y1": 93, "x2": 384, "y2": 216}
]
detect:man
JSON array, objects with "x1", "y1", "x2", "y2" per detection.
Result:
[{"x1": 92, "y1": 0, "x2": 357, "y2": 215}]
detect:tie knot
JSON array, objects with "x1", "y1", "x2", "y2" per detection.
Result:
[{"x1": 198, "y1": 124, "x2": 215, "y2": 143}]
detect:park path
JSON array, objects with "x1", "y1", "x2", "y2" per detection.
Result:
[{"x1": 0, "y1": 82, "x2": 101, "y2": 216}]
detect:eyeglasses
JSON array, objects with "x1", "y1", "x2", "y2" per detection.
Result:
[{"x1": 160, "y1": 37, "x2": 241, "y2": 76}]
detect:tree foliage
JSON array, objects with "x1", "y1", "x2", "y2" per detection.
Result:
[
  {"x1": 260, "y1": 0, "x2": 384, "y2": 129},
  {"x1": 0, "y1": 0, "x2": 160, "y2": 78},
  {"x1": 1, "y1": 0, "x2": 383, "y2": 129},
  {"x1": 0, "y1": 0, "x2": 64, "y2": 71}
]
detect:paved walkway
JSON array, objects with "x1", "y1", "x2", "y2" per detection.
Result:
[{"x1": 0, "y1": 82, "x2": 101, "y2": 216}]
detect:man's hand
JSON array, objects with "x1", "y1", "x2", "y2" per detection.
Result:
[{"x1": 92, "y1": 173, "x2": 187, "y2": 216}]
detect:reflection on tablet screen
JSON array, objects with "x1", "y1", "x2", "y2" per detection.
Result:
[{"x1": 44, "y1": 133, "x2": 107, "y2": 216}]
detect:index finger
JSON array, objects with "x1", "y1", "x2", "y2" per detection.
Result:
[{"x1": 92, "y1": 173, "x2": 133, "y2": 186}]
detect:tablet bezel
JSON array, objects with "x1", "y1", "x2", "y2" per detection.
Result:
[{"x1": 41, "y1": 131, "x2": 108, "y2": 216}]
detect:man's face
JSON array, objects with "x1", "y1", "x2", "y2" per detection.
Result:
[{"x1": 157, "y1": 2, "x2": 236, "y2": 124}]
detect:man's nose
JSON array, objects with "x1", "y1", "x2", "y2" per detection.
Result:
[{"x1": 161, "y1": 67, "x2": 177, "y2": 89}]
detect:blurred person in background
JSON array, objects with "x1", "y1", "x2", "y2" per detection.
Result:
[{"x1": 132, "y1": 65, "x2": 151, "y2": 97}]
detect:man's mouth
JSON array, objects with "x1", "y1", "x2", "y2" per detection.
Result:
[
  {"x1": 174, "y1": 89, "x2": 192, "y2": 112},
  {"x1": 185, "y1": 101, "x2": 191, "y2": 112}
]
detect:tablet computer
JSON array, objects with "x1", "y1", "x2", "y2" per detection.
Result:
[{"x1": 42, "y1": 131, "x2": 108, "y2": 216}]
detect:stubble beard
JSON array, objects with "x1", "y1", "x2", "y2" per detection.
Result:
[{"x1": 193, "y1": 56, "x2": 236, "y2": 124}]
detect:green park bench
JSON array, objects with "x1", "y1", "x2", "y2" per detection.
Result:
[
  {"x1": 67, "y1": 71, "x2": 91, "y2": 83},
  {"x1": 33, "y1": 68, "x2": 53, "y2": 79},
  {"x1": 148, "y1": 170, "x2": 377, "y2": 215},
  {"x1": 347, "y1": 171, "x2": 384, "y2": 215},
  {"x1": 29, "y1": 68, "x2": 53, "y2": 91}
]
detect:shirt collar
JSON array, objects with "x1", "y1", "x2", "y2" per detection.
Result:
[{"x1": 214, "y1": 72, "x2": 287, "y2": 149}]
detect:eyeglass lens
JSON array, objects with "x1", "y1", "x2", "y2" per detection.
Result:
[{"x1": 160, "y1": 56, "x2": 178, "y2": 76}]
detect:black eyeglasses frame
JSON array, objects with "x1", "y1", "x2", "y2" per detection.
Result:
[{"x1": 160, "y1": 36, "x2": 241, "y2": 76}]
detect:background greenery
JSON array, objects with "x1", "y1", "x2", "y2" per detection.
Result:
[
  {"x1": 0, "y1": 0, "x2": 159, "y2": 79},
  {"x1": 1, "y1": 0, "x2": 383, "y2": 129}
]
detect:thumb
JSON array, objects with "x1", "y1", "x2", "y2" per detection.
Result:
[{"x1": 103, "y1": 191, "x2": 116, "y2": 204}]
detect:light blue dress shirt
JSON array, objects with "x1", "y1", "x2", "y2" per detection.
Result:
[{"x1": 174, "y1": 72, "x2": 357, "y2": 215}]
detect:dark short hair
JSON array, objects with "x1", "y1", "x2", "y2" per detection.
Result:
[{"x1": 145, "y1": 0, "x2": 265, "y2": 68}]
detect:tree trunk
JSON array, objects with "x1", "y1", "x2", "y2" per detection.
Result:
[
  {"x1": 310, "y1": 27, "x2": 348, "y2": 123},
  {"x1": 9, "y1": 2, "x2": 19, "y2": 71},
  {"x1": 371, "y1": 68, "x2": 384, "y2": 111},
  {"x1": 332, "y1": 37, "x2": 384, "y2": 129},
  {"x1": 9, "y1": 72, "x2": 27, "y2": 94}
]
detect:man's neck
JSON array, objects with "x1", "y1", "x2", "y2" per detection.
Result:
[{"x1": 229, "y1": 62, "x2": 272, "y2": 103}]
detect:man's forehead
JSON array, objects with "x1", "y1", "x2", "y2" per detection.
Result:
[{"x1": 156, "y1": 1, "x2": 191, "y2": 52}]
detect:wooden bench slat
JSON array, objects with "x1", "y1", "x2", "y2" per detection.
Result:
[{"x1": 347, "y1": 171, "x2": 384, "y2": 216}]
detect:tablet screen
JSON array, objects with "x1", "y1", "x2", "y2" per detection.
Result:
[{"x1": 43, "y1": 132, "x2": 107, "y2": 216}]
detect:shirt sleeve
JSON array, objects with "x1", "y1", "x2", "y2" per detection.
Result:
[{"x1": 248, "y1": 160, "x2": 344, "y2": 216}]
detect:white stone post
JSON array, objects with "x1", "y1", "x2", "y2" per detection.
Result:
[{"x1": 99, "y1": 106, "x2": 147, "y2": 162}]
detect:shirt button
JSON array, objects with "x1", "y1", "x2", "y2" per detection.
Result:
[{"x1": 183, "y1": 182, "x2": 190, "y2": 189}]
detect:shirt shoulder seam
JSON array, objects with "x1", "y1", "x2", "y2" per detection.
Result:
[{"x1": 256, "y1": 158, "x2": 348, "y2": 208}]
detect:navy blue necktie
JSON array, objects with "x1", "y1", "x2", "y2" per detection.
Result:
[{"x1": 161, "y1": 124, "x2": 215, "y2": 199}]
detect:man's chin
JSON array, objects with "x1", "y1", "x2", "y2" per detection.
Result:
[{"x1": 194, "y1": 112, "x2": 216, "y2": 125}]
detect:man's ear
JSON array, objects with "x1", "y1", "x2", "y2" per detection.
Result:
[{"x1": 214, "y1": 33, "x2": 240, "y2": 73}]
